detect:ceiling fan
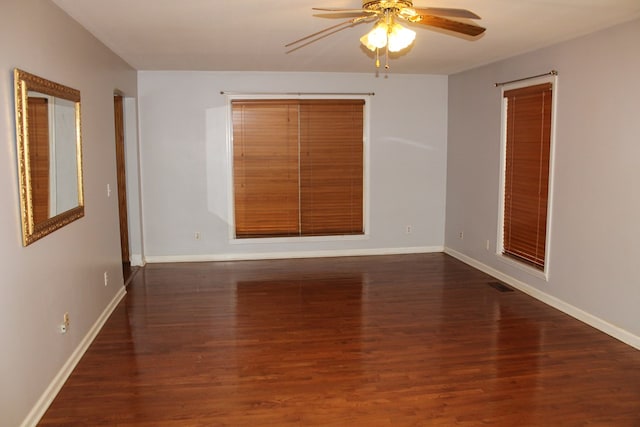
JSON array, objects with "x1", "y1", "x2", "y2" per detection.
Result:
[{"x1": 286, "y1": 0, "x2": 486, "y2": 69}]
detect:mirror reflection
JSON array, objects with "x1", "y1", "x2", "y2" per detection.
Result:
[{"x1": 14, "y1": 69, "x2": 84, "y2": 246}]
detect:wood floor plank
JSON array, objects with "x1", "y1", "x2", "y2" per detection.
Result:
[{"x1": 38, "y1": 254, "x2": 640, "y2": 426}]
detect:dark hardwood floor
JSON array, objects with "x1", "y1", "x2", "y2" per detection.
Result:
[{"x1": 39, "y1": 254, "x2": 640, "y2": 426}]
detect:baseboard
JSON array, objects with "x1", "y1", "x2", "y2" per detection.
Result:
[
  {"x1": 144, "y1": 246, "x2": 444, "y2": 264},
  {"x1": 129, "y1": 254, "x2": 145, "y2": 267},
  {"x1": 20, "y1": 286, "x2": 127, "y2": 427},
  {"x1": 444, "y1": 247, "x2": 640, "y2": 351}
]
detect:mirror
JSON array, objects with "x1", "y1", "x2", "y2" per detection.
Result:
[{"x1": 14, "y1": 69, "x2": 84, "y2": 246}]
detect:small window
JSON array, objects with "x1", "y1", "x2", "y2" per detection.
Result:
[
  {"x1": 231, "y1": 99, "x2": 365, "y2": 239},
  {"x1": 501, "y1": 82, "x2": 554, "y2": 270}
]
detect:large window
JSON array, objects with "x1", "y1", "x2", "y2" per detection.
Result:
[
  {"x1": 501, "y1": 82, "x2": 554, "y2": 270},
  {"x1": 231, "y1": 99, "x2": 365, "y2": 239}
]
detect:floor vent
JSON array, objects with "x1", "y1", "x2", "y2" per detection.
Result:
[{"x1": 488, "y1": 282, "x2": 515, "y2": 293}]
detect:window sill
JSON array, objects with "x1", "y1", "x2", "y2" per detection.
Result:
[
  {"x1": 229, "y1": 233, "x2": 369, "y2": 245},
  {"x1": 497, "y1": 253, "x2": 549, "y2": 282}
]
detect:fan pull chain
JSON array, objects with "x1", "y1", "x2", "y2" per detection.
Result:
[
  {"x1": 384, "y1": 10, "x2": 391, "y2": 69},
  {"x1": 375, "y1": 48, "x2": 380, "y2": 68},
  {"x1": 385, "y1": 43, "x2": 390, "y2": 69}
]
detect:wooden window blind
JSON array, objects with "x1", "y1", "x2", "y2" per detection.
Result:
[
  {"x1": 232, "y1": 99, "x2": 364, "y2": 238},
  {"x1": 503, "y1": 83, "x2": 552, "y2": 269},
  {"x1": 233, "y1": 100, "x2": 300, "y2": 237},
  {"x1": 299, "y1": 100, "x2": 364, "y2": 236}
]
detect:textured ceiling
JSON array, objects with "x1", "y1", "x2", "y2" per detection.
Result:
[{"x1": 53, "y1": 0, "x2": 640, "y2": 74}]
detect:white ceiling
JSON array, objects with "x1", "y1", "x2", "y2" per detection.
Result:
[{"x1": 52, "y1": 0, "x2": 640, "y2": 75}]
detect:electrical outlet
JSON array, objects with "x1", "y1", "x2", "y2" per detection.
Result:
[
  {"x1": 459, "y1": 231, "x2": 464, "y2": 239},
  {"x1": 194, "y1": 232, "x2": 201, "y2": 240},
  {"x1": 60, "y1": 312, "x2": 70, "y2": 334},
  {"x1": 104, "y1": 271, "x2": 109, "y2": 286},
  {"x1": 405, "y1": 225, "x2": 412, "y2": 234}
]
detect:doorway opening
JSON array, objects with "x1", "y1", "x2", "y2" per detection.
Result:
[{"x1": 113, "y1": 94, "x2": 135, "y2": 284}]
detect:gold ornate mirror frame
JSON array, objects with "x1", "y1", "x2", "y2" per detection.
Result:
[{"x1": 14, "y1": 69, "x2": 84, "y2": 246}]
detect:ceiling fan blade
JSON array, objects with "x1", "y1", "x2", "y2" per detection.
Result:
[
  {"x1": 285, "y1": 16, "x2": 371, "y2": 48},
  {"x1": 412, "y1": 7, "x2": 481, "y2": 20},
  {"x1": 409, "y1": 14, "x2": 486, "y2": 37},
  {"x1": 312, "y1": 7, "x2": 368, "y2": 13},
  {"x1": 314, "y1": 12, "x2": 377, "y2": 19}
]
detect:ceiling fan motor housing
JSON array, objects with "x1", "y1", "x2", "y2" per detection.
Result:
[{"x1": 362, "y1": 0, "x2": 413, "y2": 12}]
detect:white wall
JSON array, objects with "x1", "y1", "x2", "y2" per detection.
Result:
[
  {"x1": 445, "y1": 18, "x2": 640, "y2": 346},
  {"x1": 138, "y1": 71, "x2": 448, "y2": 261},
  {"x1": 0, "y1": 1, "x2": 137, "y2": 426}
]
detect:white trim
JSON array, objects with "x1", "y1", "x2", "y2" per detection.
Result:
[
  {"x1": 129, "y1": 253, "x2": 145, "y2": 267},
  {"x1": 229, "y1": 233, "x2": 369, "y2": 245},
  {"x1": 123, "y1": 96, "x2": 145, "y2": 268},
  {"x1": 496, "y1": 96, "x2": 508, "y2": 258},
  {"x1": 21, "y1": 287, "x2": 127, "y2": 427},
  {"x1": 363, "y1": 98, "x2": 371, "y2": 238},
  {"x1": 444, "y1": 247, "x2": 640, "y2": 351},
  {"x1": 132, "y1": 97, "x2": 147, "y2": 267},
  {"x1": 496, "y1": 253, "x2": 547, "y2": 281},
  {"x1": 144, "y1": 246, "x2": 443, "y2": 263},
  {"x1": 497, "y1": 74, "x2": 558, "y2": 280},
  {"x1": 224, "y1": 96, "x2": 235, "y2": 241}
]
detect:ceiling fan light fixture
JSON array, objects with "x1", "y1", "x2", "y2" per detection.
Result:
[
  {"x1": 360, "y1": 21, "x2": 389, "y2": 51},
  {"x1": 360, "y1": 19, "x2": 415, "y2": 53},
  {"x1": 387, "y1": 22, "x2": 415, "y2": 52}
]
